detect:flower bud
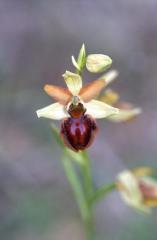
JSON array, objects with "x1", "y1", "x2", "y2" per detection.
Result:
[
  {"x1": 116, "y1": 168, "x2": 157, "y2": 213},
  {"x1": 86, "y1": 54, "x2": 112, "y2": 73}
]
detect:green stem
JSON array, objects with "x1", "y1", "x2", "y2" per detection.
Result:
[
  {"x1": 81, "y1": 151, "x2": 94, "y2": 197},
  {"x1": 80, "y1": 151, "x2": 95, "y2": 240},
  {"x1": 61, "y1": 153, "x2": 90, "y2": 222},
  {"x1": 85, "y1": 213, "x2": 94, "y2": 240},
  {"x1": 89, "y1": 182, "x2": 116, "y2": 204},
  {"x1": 62, "y1": 151, "x2": 94, "y2": 240}
]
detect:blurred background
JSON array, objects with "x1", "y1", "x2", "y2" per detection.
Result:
[{"x1": 0, "y1": 0, "x2": 157, "y2": 239}]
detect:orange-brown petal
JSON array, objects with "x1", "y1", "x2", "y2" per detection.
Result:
[
  {"x1": 79, "y1": 79, "x2": 107, "y2": 102},
  {"x1": 79, "y1": 70, "x2": 118, "y2": 102},
  {"x1": 44, "y1": 84, "x2": 72, "y2": 105}
]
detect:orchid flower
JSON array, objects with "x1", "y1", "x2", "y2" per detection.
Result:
[{"x1": 36, "y1": 70, "x2": 119, "y2": 151}]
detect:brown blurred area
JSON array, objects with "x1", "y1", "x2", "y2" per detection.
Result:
[{"x1": 0, "y1": 0, "x2": 157, "y2": 239}]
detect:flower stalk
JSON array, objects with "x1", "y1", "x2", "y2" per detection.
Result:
[{"x1": 62, "y1": 150, "x2": 95, "y2": 240}]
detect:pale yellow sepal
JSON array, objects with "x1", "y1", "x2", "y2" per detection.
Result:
[
  {"x1": 36, "y1": 102, "x2": 69, "y2": 120},
  {"x1": 84, "y1": 99, "x2": 119, "y2": 119},
  {"x1": 62, "y1": 71, "x2": 82, "y2": 96},
  {"x1": 86, "y1": 54, "x2": 112, "y2": 73},
  {"x1": 108, "y1": 108, "x2": 142, "y2": 122}
]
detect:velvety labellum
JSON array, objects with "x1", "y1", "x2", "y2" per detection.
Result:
[{"x1": 61, "y1": 115, "x2": 98, "y2": 151}]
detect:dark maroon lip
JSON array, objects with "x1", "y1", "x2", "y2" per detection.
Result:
[{"x1": 60, "y1": 114, "x2": 98, "y2": 152}]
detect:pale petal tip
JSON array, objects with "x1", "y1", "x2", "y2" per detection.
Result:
[
  {"x1": 133, "y1": 108, "x2": 142, "y2": 115},
  {"x1": 104, "y1": 70, "x2": 119, "y2": 85},
  {"x1": 36, "y1": 109, "x2": 41, "y2": 118}
]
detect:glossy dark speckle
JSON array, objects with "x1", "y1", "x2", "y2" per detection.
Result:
[{"x1": 61, "y1": 115, "x2": 98, "y2": 151}]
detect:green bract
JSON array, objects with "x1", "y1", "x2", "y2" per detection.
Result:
[{"x1": 72, "y1": 43, "x2": 86, "y2": 73}]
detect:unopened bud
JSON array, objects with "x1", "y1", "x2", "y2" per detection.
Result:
[{"x1": 86, "y1": 54, "x2": 112, "y2": 73}]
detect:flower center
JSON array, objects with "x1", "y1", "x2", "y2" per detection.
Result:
[{"x1": 68, "y1": 102, "x2": 86, "y2": 118}]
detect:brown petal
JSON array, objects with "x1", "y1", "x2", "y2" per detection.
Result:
[
  {"x1": 79, "y1": 70, "x2": 118, "y2": 102},
  {"x1": 44, "y1": 84, "x2": 72, "y2": 105},
  {"x1": 79, "y1": 79, "x2": 107, "y2": 102}
]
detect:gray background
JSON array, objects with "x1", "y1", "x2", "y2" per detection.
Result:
[{"x1": 0, "y1": 0, "x2": 157, "y2": 239}]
